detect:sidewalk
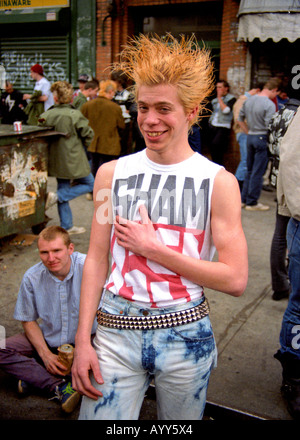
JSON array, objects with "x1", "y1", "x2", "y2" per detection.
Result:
[{"x1": 0, "y1": 177, "x2": 292, "y2": 420}]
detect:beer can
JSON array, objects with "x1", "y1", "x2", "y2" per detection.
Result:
[
  {"x1": 13, "y1": 121, "x2": 22, "y2": 132},
  {"x1": 57, "y1": 343, "x2": 74, "y2": 375}
]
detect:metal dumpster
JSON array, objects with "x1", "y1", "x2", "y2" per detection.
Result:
[{"x1": 0, "y1": 124, "x2": 56, "y2": 238}]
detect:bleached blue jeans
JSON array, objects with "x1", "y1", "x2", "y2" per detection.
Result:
[{"x1": 79, "y1": 290, "x2": 217, "y2": 420}]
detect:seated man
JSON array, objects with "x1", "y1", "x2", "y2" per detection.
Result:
[{"x1": 0, "y1": 226, "x2": 97, "y2": 414}]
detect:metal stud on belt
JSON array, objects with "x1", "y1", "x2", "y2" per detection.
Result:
[{"x1": 96, "y1": 299, "x2": 209, "y2": 330}]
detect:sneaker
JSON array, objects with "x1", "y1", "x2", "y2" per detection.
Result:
[
  {"x1": 262, "y1": 184, "x2": 274, "y2": 192},
  {"x1": 245, "y1": 203, "x2": 269, "y2": 211},
  {"x1": 67, "y1": 226, "x2": 86, "y2": 235},
  {"x1": 45, "y1": 192, "x2": 58, "y2": 210},
  {"x1": 86, "y1": 193, "x2": 93, "y2": 201},
  {"x1": 52, "y1": 382, "x2": 80, "y2": 413},
  {"x1": 17, "y1": 380, "x2": 31, "y2": 395},
  {"x1": 241, "y1": 202, "x2": 246, "y2": 208}
]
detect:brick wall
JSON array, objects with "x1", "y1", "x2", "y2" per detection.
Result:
[
  {"x1": 95, "y1": 0, "x2": 248, "y2": 172},
  {"x1": 219, "y1": 0, "x2": 248, "y2": 171},
  {"x1": 96, "y1": 0, "x2": 224, "y2": 80},
  {"x1": 96, "y1": 0, "x2": 248, "y2": 86},
  {"x1": 220, "y1": 0, "x2": 248, "y2": 97}
]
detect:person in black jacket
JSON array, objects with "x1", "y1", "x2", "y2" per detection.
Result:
[
  {"x1": 0, "y1": 81, "x2": 27, "y2": 124},
  {"x1": 268, "y1": 95, "x2": 300, "y2": 301}
]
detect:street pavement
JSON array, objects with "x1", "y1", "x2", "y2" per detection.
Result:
[{"x1": 0, "y1": 175, "x2": 293, "y2": 420}]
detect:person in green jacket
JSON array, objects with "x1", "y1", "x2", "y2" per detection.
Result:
[
  {"x1": 38, "y1": 81, "x2": 95, "y2": 235},
  {"x1": 73, "y1": 79, "x2": 99, "y2": 110}
]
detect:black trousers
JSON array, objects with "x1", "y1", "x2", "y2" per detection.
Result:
[
  {"x1": 208, "y1": 125, "x2": 230, "y2": 166},
  {"x1": 270, "y1": 208, "x2": 290, "y2": 293}
]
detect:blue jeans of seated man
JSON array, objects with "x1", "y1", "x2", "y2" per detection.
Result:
[
  {"x1": 241, "y1": 134, "x2": 269, "y2": 206},
  {"x1": 57, "y1": 173, "x2": 94, "y2": 230},
  {"x1": 235, "y1": 132, "x2": 248, "y2": 183},
  {"x1": 279, "y1": 218, "x2": 300, "y2": 361},
  {"x1": 78, "y1": 290, "x2": 217, "y2": 420}
]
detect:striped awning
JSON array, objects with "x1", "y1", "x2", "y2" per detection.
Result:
[{"x1": 237, "y1": 0, "x2": 300, "y2": 42}]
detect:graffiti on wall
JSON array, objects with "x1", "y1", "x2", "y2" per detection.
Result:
[{"x1": 0, "y1": 51, "x2": 66, "y2": 89}]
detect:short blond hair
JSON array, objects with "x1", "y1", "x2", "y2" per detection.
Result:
[
  {"x1": 113, "y1": 33, "x2": 214, "y2": 126},
  {"x1": 38, "y1": 225, "x2": 71, "y2": 247},
  {"x1": 51, "y1": 81, "x2": 74, "y2": 104},
  {"x1": 98, "y1": 80, "x2": 117, "y2": 97}
]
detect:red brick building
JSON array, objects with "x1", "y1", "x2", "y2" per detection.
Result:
[
  {"x1": 96, "y1": 0, "x2": 247, "y2": 94},
  {"x1": 95, "y1": 0, "x2": 242, "y2": 169},
  {"x1": 94, "y1": 0, "x2": 300, "y2": 171},
  {"x1": 1, "y1": 1, "x2": 297, "y2": 170},
  {"x1": 96, "y1": 0, "x2": 300, "y2": 91}
]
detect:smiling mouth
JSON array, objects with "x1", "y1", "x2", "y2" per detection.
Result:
[{"x1": 147, "y1": 131, "x2": 165, "y2": 137}]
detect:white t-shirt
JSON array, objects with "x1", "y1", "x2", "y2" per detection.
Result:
[
  {"x1": 34, "y1": 77, "x2": 54, "y2": 111},
  {"x1": 104, "y1": 149, "x2": 222, "y2": 308}
]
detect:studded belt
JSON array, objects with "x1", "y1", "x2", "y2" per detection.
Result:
[{"x1": 96, "y1": 298, "x2": 209, "y2": 330}]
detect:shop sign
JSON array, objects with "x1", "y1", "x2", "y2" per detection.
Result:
[{"x1": 0, "y1": 0, "x2": 69, "y2": 10}]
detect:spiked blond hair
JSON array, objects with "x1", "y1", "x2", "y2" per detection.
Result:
[{"x1": 114, "y1": 33, "x2": 214, "y2": 127}]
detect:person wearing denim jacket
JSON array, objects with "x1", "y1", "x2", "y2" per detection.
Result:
[{"x1": 208, "y1": 80, "x2": 236, "y2": 166}]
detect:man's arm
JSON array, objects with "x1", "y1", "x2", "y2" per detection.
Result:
[
  {"x1": 72, "y1": 160, "x2": 116, "y2": 400},
  {"x1": 237, "y1": 120, "x2": 248, "y2": 134},
  {"x1": 23, "y1": 94, "x2": 48, "y2": 103},
  {"x1": 22, "y1": 321, "x2": 67, "y2": 375},
  {"x1": 75, "y1": 112, "x2": 95, "y2": 148},
  {"x1": 114, "y1": 169, "x2": 248, "y2": 297},
  {"x1": 264, "y1": 102, "x2": 276, "y2": 129},
  {"x1": 237, "y1": 102, "x2": 249, "y2": 134},
  {"x1": 217, "y1": 92, "x2": 228, "y2": 113}
]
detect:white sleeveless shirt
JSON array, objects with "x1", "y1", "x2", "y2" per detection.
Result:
[{"x1": 105, "y1": 149, "x2": 222, "y2": 308}]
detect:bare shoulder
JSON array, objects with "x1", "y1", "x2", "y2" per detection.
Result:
[
  {"x1": 214, "y1": 167, "x2": 238, "y2": 186},
  {"x1": 213, "y1": 168, "x2": 240, "y2": 195},
  {"x1": 94, "y1": 160, "x2": 118, "y2": 191},
  {"x1": 211, "y1": 168, "x2": 241, "y2": 214}
]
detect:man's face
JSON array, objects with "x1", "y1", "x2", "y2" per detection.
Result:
[
  {"x1": 270, "y1": 88, "x2": 279, "y2": 100},
  {"x1": 216, "y1": 82, "x2": 228, "y2": 97},
  {"x1": 137, "y1": 84, "x2": 193, "y2": 159},
  {"x1": 88, "y1": 87, "x2": 99, "y2": 99},
  {"x1": 30, "y1": 70, "x2": 38, "y2": 80},
  {"x1": 38, "y1": 236, "x2": 74, "y2": 280},
  {"x1": 5, "y1": 83, "x2": 13, "y2": 93},
  {"x1": 78, "y1": 81, "x2": 86, "y2": 91}
]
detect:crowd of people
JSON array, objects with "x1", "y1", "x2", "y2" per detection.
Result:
[{"x1": 0, "y1": 34, "x2": 300, "y2": 420}]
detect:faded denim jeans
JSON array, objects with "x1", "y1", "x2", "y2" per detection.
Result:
[
  {"x1": 79, "y1": 290, "x2": 217, "y2": 420},
  {"x1": 57, "y1": 173, "x2": 94, "y2": 230},
  {"x1": 241, "y1": 134, "x2": 269, "y2": 206},
  {"x1": 235, "y1": 132, "x2": 248, "y2": 183},
  {"x1": 279, "y1": 218, "x2": 300, "y2": 361}
]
